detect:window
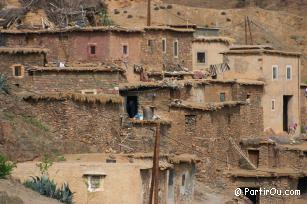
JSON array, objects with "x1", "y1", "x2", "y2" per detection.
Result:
[
  {"x1": 248, "y1": 149, "x2": 259, "y2": 168},
  {"x1": 88, "y1": 44, "x2": 97, "y2": 57},
  {"x1": 90, "y1": 45, "x2": 96, "y2": 55},
  {"x1": 81, "y1": 89, "x2": 97, "y2": 95},
  {"x1": 272, "y1": 65, "x2": 278, "y2": 80},
  {"x1": 12, "y1": 65, "x2": 24, "y2": 78},
  {"x1": 162, "y1": 38, "x2": 166, "y2": 53},
  {"x1": 181, "y1": 174, "x2": 185, "y2": 186},
  {"x1": 123, "y1": 44, "x2": 128, "y2": 55},
  {"x1": 286, "y1": 65, "x2": 292, "y2": 80},
  {"x1": 84, "y1": 174, "x2": 106, "y2": 192},
  {"x1": 173, "y1": 40, "x2": 178, "y2": 58},
  {"x1": 220, "y1": 93, "x2": 226, "y2": 102},
  {"x1": 271, "y1": 99, "x2": 276, "y2": 111},
  {"x1": 197, "y1": 52, "x2": 206, "y2": 64},
  {"x1": 147, "y1": 39, "x2": 153, "y2": 47}
]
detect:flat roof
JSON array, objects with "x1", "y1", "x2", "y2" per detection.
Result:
[
  {"x1": 193, "y1": 36, "x2": 235, "y2": 45},
  {"x1": 28, "y1": 65, "x2": 125, "y2": 73},
  {"x1": 143, "y1": 26, "x2": 195, "y2": 33},
  {"x1": 0, "y1": 47, "x2": 48, "y2": 54},
  {"x1": 170, "y1": 100, "x2": 246, "y2": 111},
  {"x1": 222, "y1": 45, "x2": 301, "y2": 57},
  {"x1": 0, "y1": 26, "x2": 144, "y2": 34},
  {"x1": 225, "y1": 168, "x2": 306, "y2": 178}
]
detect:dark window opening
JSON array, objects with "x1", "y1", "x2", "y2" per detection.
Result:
[
  {"x1": 123, "y1": 45, "x2": 128, "y2": 55},
  {"x1": 212, "y1": 75, "x2": 217, "y2": 79},
  {"x1": 148, "y1": 39, "x2": 153, "y2": 47},
  {"x1": 181, "y1": 174, "x2": 185, "y2": 186},
  {"x1": 14, "y1": 66, "x2": 22, "y2": 77},
  {"x1": 90, "y1": 45, "x2": 96, "y2": 55},
  {"x1": 197, "y1": 52, "x2": 206, "y2": 63},
  {"x1": 106, "y1": 159, "x2": 116, "y2": 163},
  {"x1": 28, "y1": 71, "x2": 34, "y2": 76},
  {"x1": 239, "y1": 187, "x2": 260, "y2": 204},
  {"x1": 174, "y1": 41, "x2": 178, "y2": 57},
  {"x1": 220, "y1": 93, "x2": 226, "y2": 102},
  {"x1": 248, "y1": 149, "x2": 259, "y2": 168},
  {"x1": 126, "y1": 96, "x2": 138, "y2": 118},
  {"x1": 162, "y1": 39, "x2": 166, "y2": 52},
  {"x1": 297, "y1": 177, "x2": 307, "y2": 195}
]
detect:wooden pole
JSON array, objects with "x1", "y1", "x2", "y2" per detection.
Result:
[
  {"x1": 149, "y1": 122, "x2": 160, "y2": 204},
  {"x1": 244, "y1": 16, "x2": 248, "y2": 45},
  {"x1": 247, "y1": 16, "x2": 254, "y2": 45},
  {"x1": 147, "y1": 0, "x2": 151, "y2": 26}
]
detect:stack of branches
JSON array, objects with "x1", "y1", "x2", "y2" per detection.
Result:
[
  {"x1": 0, "y1": 7, "x2": 27, "y2": 28},
  {"x1": 20, "y1": 0, "x2": 108, "y2": 27}
]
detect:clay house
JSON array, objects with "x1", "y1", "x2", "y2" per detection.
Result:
[
  {"x1": 226, "y1": 137, "x2": 307, "y2": 204},
  {"x1": 140, "y1": 26, "x2": 194, "y2": 73},
  {"x1": 192, "y1": 36, "x2": 234, "y2": 72},
  {"x1": 221, "y1": 45, "x2": 301, "y2": 135},
  {"x1": 0, "y1": 47, "x2": 47, "y2": 92},
  {"x1": 119, "y1": 79, "x2": 265, "y2": 185},
  {"x1": 12, "y1": 153, "x2": 198, "y2": 204}
]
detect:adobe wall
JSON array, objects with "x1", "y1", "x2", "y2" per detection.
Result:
[
  {"x1": 140, "y1": 30, "x2": 193, "y2": 72},
  {"x1": 223, "y1": 53, "x2": 300, "y2": 134},
  {"x1": 25, "y1": 99, "x2": 123, "y2": 152},
  {"x1": 192, "y1": 41, "x2": 229, "y2": 71},
  {"x1": 24, "y1": 71, "x2": 125, "y2": 94}
]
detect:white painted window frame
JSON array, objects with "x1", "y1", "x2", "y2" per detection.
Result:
[
  {"x1": 286, "y1": 65, "x2": 292, "y2": 80},
  {"x1": 87, "y1": 175, "x2": 104, "y2": 192},
  {"x1": 272, "y1": 65, "x2": 278, "y2": 80}
]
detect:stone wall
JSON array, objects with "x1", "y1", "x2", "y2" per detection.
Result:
[
  {"x1": 26, "y1": 99, "x2": 123, "y2": 152},
  {"x1": 25, "y1": 71, "x2": 125, "y2": 94},
  {"x1": 140, "y1": 30, "x2": 193, "y2": 72},
  {"x1": 300, "y1": 86, "x2": 307, "y2": 130}
]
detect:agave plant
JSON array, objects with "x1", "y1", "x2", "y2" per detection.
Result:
[
  {"x1": 24, "y1": 176, "x2": 74, "y2": 204},
  {"x1": 0, "y1": 74, "x2": 9, "y2": 94}
]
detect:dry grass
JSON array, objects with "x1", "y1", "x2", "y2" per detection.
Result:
[
  {"x1": 0, "y1": 48, "x2": 48, "y2": 54},
  {"x1": 193, "y1": 36, "x2": 235, "y2": 45},
  {"x1": 170, "y1": 100, "x2": 246, "y2": 111},
  {"x1": 23, "y1": 92, "x2": 123, "y2": 104}
]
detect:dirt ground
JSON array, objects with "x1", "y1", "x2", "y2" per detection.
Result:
[{"x1": 0, "y1": 179, "x2": 60, "y2": 204}]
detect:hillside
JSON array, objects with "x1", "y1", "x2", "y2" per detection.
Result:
[{"x1": 107, "y1": 0, "x2": 307, "y2": 80}]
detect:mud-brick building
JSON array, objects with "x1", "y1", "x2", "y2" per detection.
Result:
[
  {"x1": 119, "y1": 79, "x2": 264, "y2": 185},
  {"x1": 0, "y1": 26, "x2": 195, "y2": 74},
  {"x1": 24, "y1": 65, "x2": 126, "y2": 94},
  {"x1": 140, "y1": 27, "x2": 194, "y2": 72},
  {"x1": 192, "y1": 36, "x2": 234, "y2": 71},
  {"x1": 13, "y1": 153, "x2": 198, "y2": 204},
  {"x1": 226, "y1": 137, "x2": 307, "y2": 204},
  {"x1": 222, "y1": 45, "x2": 301, "y2": 135}
]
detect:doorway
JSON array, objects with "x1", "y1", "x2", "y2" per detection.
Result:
[
  {"x1": 239, "y1": 187, "x2": 260, "y2": 204},
  {"x1": 126, "y1": 96, "x2": 138, "y2": 118},
  {"x1": 283, "y1": 95, "x2": 292, "y2": 131}
]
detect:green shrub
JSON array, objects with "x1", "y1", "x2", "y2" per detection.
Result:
[
  {"x1": 24, "y1": 176, "x2": 73, "y2": 204},
  {"x1": 36, "y1": 155, "x2": 53, "y2": 175},
  {"x1": 0, "y1": 154, "x2": 15, "y2": 179},
  {"x1": 0, "y1": 74, "x2": 9, "y2": 94}
]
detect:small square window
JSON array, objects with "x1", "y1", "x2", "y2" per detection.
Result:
[
  {"x1": 12, "y1": 65, "x2": 24, "y2": 78},
  {"x1": 220, "y1": 93, "x2": 226, "y2": 102},
  {"x1": 85, "y1": 175, "x2": 105, "y2": 192},
  {"x1": 272, "y1": 65, "x2": 278, "y2": 80},
  {"x1": 197, "y1": 52, "x2": 206, "y2": 64},
  {"x1": 148, "y1": 39, "x2": 153, "y2": 47},
  {"x1": 123, "y1": 44, "x2": 128, "y2": 55},
  {"x1": 286, "y1": 65, "x2": 292, "y2": 80},
  {"x1": 90, "y1": 45, "x2": 96, "y2": 55}
]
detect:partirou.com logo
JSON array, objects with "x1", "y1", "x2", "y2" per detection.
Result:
[{"x1": 235, "y1": 187, "x2": 301, "y2": 197}]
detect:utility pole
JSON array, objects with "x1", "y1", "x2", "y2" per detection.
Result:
[
  {"x1": 247, "y1": 16, "x2": 254, "y2": 45},
  {"x1": 147, "y1": 0, "x2": 151, "y2": 26},
  {"x1": 149, "y1": 122, "x2": 160, "y2": 204}
]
